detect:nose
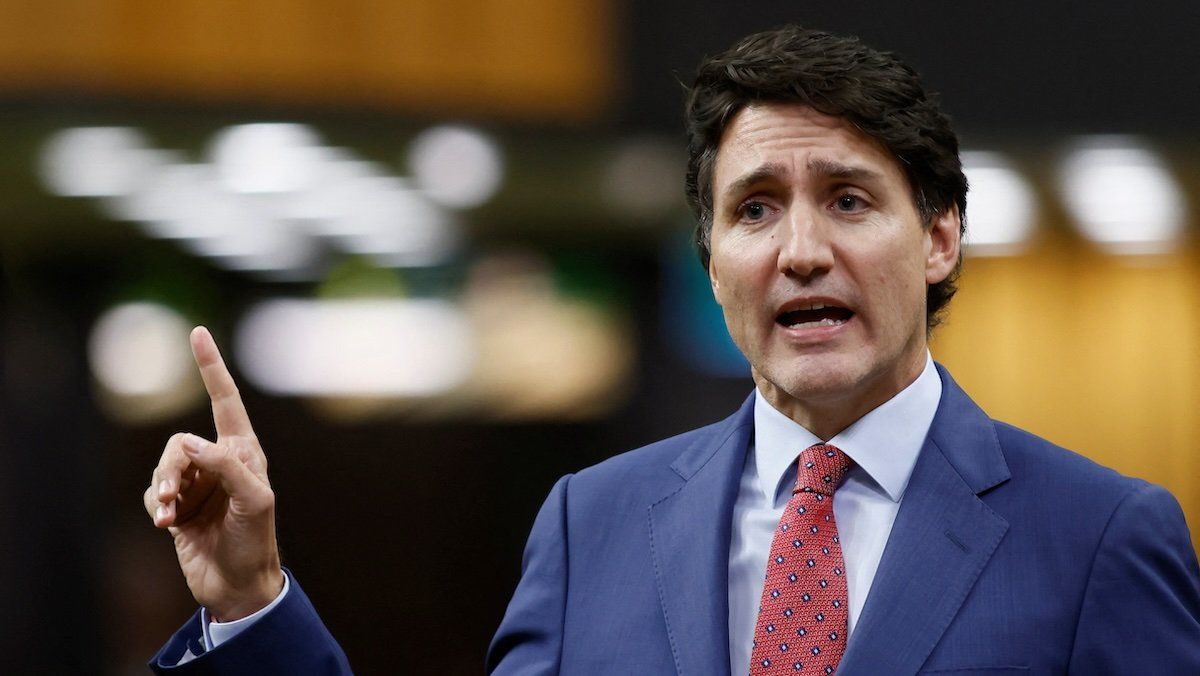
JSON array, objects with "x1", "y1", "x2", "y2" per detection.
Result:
[{"x1": 776, "y1": 206, "x2": 834, "y2": 279}]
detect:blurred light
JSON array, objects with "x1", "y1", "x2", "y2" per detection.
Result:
[
  {"x1": 208, "y1": 123, "x2": 324, "y2": 193},
  {"x1": 305, "y1": 173, "x2": 458, "y2": 266},
  {"x1": 42, "y1": 123, "x2": 471, "y2": 275},
  {"x1": 283, "y1": 152, "x2": 382, "y2": 223},
  {"x1": 53, "y1": 127, "x2": 464, "y2": 276},
  {"x1": 168, "y1": 193, "x2": 259, "y2": 252},
  {"x1": 1057, "y1": 137, "x2": 1186, "y2": 254},
  {"x1": 468, "y1": 297, "x2": 633, "y2": 420},
  {"x1": 235, "y1": 299, "x2": 473, "y2": 396},
  {"x1": 961, "y1": 151, "x2": 1037, "y2": 256},
  {"x1": 183, "y1": 211, "x2": 321, "y2": 274},
  {"x1": 461, "y1": 251, "x2": 634, "y2": 420},
  {"x1": 408, "y1": 125, "x2": 504, "y2": 209},
  {"x1": 39, "y1": 127, "x2": 158, "y2": 197},
  {"x1": 88, "y1": 302, "x2": 194, "y2": 396},
  {"x1": 344, "y1": 181, "x2": 456, "y2": 266},
  {"x1": 128, "y1": 164, "x2": 227, "y2": 238},
  {"x1": 98, "y1": 149, "x2": 184, "y2": 222},
  {"x1": 602, "y1": 137, "x2": 684, "y2": 221}
]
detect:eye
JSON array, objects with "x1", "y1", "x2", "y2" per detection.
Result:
[
  {"x1": 835, "y1": 194, "x2": 864, "y2": 210},
  {"x1": 833, "y1": 193, "x2": 865, "y2": 212},
  {"x1": 738, "y1": 200, "x2": 770, "y2": 222}
]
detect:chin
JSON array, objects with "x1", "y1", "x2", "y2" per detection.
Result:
[{"x1": 757, "y1": 354, "x2": 871, "y2": 403}]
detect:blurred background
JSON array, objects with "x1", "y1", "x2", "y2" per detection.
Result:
[{"x1": 2, "y1": 1, "x2": 1199, "y2": 672}]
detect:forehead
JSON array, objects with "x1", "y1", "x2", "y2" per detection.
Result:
[{"x1": 712, "y1": 103, "x2": 904, "y2": 195}]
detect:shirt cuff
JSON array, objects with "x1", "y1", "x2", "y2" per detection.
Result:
[{"x1": 201, "y1": 573, "x2": 291, "y2": 651}]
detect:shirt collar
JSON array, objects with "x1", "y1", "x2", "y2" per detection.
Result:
[{"x1": 751, "y1": 353, "x2": 942, "y2": 504}]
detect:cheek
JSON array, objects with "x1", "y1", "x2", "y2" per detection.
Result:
[
  {"x1": 710, "y1": 248, "x2": 759, "y2": 307},
  {"x1": 860, "y1": 244, "x2": 927, "y2": 319},
  {"x1": 711, "y1": 269, "x2": 765, "y2": 338},
  {"x1": 716, "y1": 281, "x2": 751, "y2": 324}
]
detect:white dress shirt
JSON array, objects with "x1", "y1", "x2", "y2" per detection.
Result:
[{"x1": 727, "y1": 354, "x2": 942, "y2": 675}]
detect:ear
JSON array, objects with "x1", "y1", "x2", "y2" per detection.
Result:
[
  {"x1": 925, "y1": 204, "x2": 961, "y2": 285},
  {"x1": 708, "y1": 254, "x2": 725, "y2": 307}
]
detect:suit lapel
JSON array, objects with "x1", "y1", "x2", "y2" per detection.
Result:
[
  {"x1": 649, "y1": 395, "x2": 755, "y2": 676},
  {"x1": 838, "y1": 365, "x2": 1012, "y2": 676}
]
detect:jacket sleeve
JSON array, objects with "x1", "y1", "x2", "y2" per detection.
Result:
[
  {"x1": 1069, "y1": 482, "x2": 1200, "y2": 674},
  {"x1": 486, "y1": 474, "x2": 572, "y2": 675},
  {"x1": 149, "y1": 570, "x2": 351, "y2": 675}
]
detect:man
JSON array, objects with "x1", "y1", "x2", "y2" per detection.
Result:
[
  {"x1": 485, "y1": 25, "x2": 1200, "y2": 674},
  {"x1": 145, "y1": 25, "x2": 1200, "y2": 674}
]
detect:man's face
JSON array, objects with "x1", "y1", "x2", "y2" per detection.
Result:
[{"x1": 708, "y1": 103, "x2": 959, "y2": 436}]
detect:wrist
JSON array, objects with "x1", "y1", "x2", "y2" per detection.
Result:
[{"x1": 210, "y1": 568, "x2": 285, "y2": 622}]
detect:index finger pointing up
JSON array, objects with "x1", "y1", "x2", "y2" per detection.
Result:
[{"x1": 191, "y1": 326, "x2": 255, "y2": 438}]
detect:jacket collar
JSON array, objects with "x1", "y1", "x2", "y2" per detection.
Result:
[
  {"x1": 650, "y1": 393, "x2": 755, "y2": 675},
  {"x1": 837, "y1": 363, "x2": 1011, "y2": 675}
]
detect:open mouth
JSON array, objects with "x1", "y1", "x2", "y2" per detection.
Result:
[{"x1": 777, "y1": 303, "x2": 854, "y2": 329}]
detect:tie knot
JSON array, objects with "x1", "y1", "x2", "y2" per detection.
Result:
[{"x1": 794, "y1": 443, "x2": 853, "y2": 496}]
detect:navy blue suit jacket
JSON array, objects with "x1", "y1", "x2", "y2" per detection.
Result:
[
  {"x1": 487, "y1": 365, "x2": 1200, "y2": 674},
  {"x1": 149, "y1": 366, "x2": 1200, "y2": 674},
  {"x1": 150, "y1": 570, "x2": 350, "y2": 675}
]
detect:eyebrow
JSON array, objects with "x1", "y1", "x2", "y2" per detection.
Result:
[
  {"x1": 719, "y1": 162, "x2": 789, "y2": 207},
  {"x1": 719, "y1": 159, "x2": 884, "y2": 207},
  {"x1": 806, "y1": 158, "x2": 883, "y2": 182}
]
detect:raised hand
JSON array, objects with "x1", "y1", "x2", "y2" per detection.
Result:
[{"x1": 144, "y1": 326, "x2": 284, "y2": 621}]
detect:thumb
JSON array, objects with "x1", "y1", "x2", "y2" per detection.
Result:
[{"x1": 182, "y1": 434, "x2": 273, "y2": 515}]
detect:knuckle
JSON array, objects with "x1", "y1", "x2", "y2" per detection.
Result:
[
  {"x1": 142, "y1": 489, "x2": 158, "y2": 514},
  {"x1": 214, "y1": 385, "x2": 241, "y2": 403},
  {"x1": 162, "y1": 434, "x2": 189, "y2": 462},
  {"x1": 155, "y1": 434, "x2": 189, "y2": 473},
  {"x1": 257, "y1": 488, "x2": 277, "y2": 512},
  {"x1": 214, "y1": 443, "x2": 238, "y2": 468}
]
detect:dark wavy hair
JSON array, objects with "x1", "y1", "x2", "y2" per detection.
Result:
[{"x1": 684, "y1": 25, "x2": 967, "y2": 330}]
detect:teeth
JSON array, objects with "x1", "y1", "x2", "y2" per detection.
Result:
[
  {"x1": 793, "y1": 302, "x2": 832, "y2": 312},
  {"x1": 788, "y1": 317, "x2": 845, "y2": 329}
]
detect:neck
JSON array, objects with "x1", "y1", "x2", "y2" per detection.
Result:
[{"x1": 754, "y1": 352, "x2": 927, "y2": 441}]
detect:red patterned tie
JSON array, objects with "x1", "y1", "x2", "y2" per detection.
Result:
[{"x1": 749, "y1": 444, "x2": 853, "y2": 675}]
